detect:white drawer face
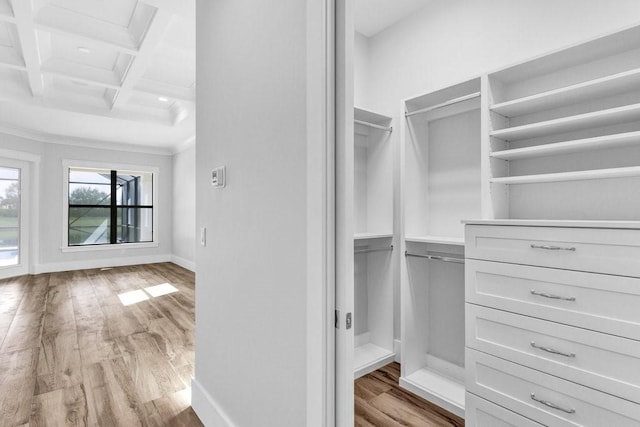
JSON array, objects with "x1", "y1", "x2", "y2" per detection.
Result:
[
  {"x1": 466, "y1": 304, "x2": 640, "y2": 403},
  {"x1": 466, "y1": 393, "x2": 543, "y2": 427},
  {"x1": 466, "y1": 349, "x2": 640, "y2": 427},
  {"x1": 466, "y1": 259, "x2": 640, "y2": 340},
  {"x1": 465, "y1": 225, "x2": 640, "y2": 277}
]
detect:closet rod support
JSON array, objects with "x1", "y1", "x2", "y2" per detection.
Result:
[
  {"x1": 405, "y1": 92, "x2": 480, "y2": 118},
  {"x1": 355, "y1": 245, "x2": 394, "y2": 254},
  {"x1": 354, "y1": 119, "x2": 393, "y2": 132},
  {"x1": 404, "y1": 251, "x2": 465, "y2": 264}
]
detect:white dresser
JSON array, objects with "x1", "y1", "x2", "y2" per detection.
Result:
[{"x1": 464, "y1": 220, "x2": 640, "y2": 426}]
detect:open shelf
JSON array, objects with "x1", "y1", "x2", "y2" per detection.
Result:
[
  {"x1": 354, "y1": 232, "x2": 393, "y2": 240},
  {"x1": 491, "y1": 166, "x2": 640, "y2": 185},
  {"x1": 491, "y1": 131, "x2": 640, "y2": 160},
  {"x1": 491, "y1": 67, "x2": 640, "y2": 117},
  {"x1": 405, "y1": 235, "x2": 464, "y2": 246},
  {"x1": 400, "y1": 368, "x2": 465, "y2": 418},
  {"x1": 491, "y1": 103, "x2": 640, "y2": 141},
  {"x1": 354, "y1": 343, "x2": 395, "y2": 379}
]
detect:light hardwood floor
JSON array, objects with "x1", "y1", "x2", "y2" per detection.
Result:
[
  {"x1": 0, "y1": 263, "x2": 202, "y2": 427},
  {"x1": 355, "y1": 363, "x2": 465, "y2": 427}
]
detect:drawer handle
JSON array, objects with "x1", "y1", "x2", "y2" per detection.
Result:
[
  {"x1": 530, "y1": 244, "x2": 576, "y2": 251},
  {"x1": 530, "y1": 290, "x2": 576, "y2": 302},
  {"x1": 530, "y1": 393, "x2": 575, "y2": 414},
  {"x1": 531, "y1": 341, "x2": 576, "y2": 358}
]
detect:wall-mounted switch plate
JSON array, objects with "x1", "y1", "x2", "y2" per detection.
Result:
[
  {"x1": 212, "y1": 166, "x2": 226, "y2": 188},
  {"x1": 200, "y1": 227, "x2": 206, "y2": 246}
]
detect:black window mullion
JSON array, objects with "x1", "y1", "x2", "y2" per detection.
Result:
[{"x1": 110, "y1": 170, "x2": 117, "y2": 244}]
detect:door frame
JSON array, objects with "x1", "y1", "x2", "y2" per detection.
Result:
[{"x1": 0, "y1": 149, "x2": 40, "y2": 279}]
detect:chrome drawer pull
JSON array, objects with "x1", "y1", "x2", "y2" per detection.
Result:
[
  {"x1": 530, "y1": 244, "x2": 576, "y2": 251},
  {"x1": 530, "y1": 290, "x2": 576, "y2": 302},
  {"x1": 530, "y1": 393, "x2": 575, "y2": 414},
  {"x1": 531, "y1": 341, "x2": 576, "y2": 358}
]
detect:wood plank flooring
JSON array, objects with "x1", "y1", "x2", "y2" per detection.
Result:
[
  {"x1": 355, "y1": 363, "x2": 465, "y2": 427},
  {"x1": 0, "y1": 263, "x2": 202, "y2": 427}
]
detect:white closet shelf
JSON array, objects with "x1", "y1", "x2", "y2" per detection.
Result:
[
  {"x1": 399, "y1": 369, "x2": 465, "y2": 418},
  {"x1": 491, "y1": 67, "x2": 640, "y2": 117},
  {"x1": 491, "y1": 131, "x2": 640, "y2": 160},
  {"x1": 491, "y1": 166, "x2": 640, "y2": 185},
  {"x1": 354, "y1": 232, "x2": 394, "y2": 240},
  {"x1": 354, "y1": 343, "x2": 395, "y2": 379},
  {"x1": 491, "y1": 103, "x2": 640, "y2": 141},
  {"x1": 405, "y1": 235, "x2": 464, "y2": 246}
]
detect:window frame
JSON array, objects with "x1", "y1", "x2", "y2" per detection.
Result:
[{"x1": 62, "y1": 160, "x2": 159, "y2": 252}]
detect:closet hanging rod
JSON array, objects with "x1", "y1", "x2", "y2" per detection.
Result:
[
  {"x1": 405, "y1": 92, "x2": 481, "y2": 118},
  {"x1": 354, "y1": 119, "x2": 393, "y2": 132},
  {"x1": 355, "y1": 245, "x2": 394, "y2": 254},
  {"x1": 405, "y1": 251, "x2": 464, "y2": 264}
]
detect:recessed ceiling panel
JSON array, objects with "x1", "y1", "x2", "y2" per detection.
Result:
[
  {"x1": 0, "y1": 0, "x2": 13, "y2": 19},
  {"x1": 0, "y1": 21, "x2": 15, "y2": 48},
  {"x1": 50, "y1": 0, "x2": 139, "y2": 28},
  {"x1": 143, "y1": 46, "x2": 195, "y2": 88},
  {"x1": 50, "y1": 32, "x2": 121, "y2": 71},
  {"x1": 50, "y1": 76, "x2": 107, "y2": 99}
]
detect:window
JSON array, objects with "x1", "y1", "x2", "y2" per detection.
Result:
[
  {"x1": 0, "y1": 166, "x2": 20, "y2": 266},
  {"x1": 67, "y1": 167, "x2": 154, "y2": 246}
]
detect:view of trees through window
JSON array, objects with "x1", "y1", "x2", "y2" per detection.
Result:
[
  {"x1": 68, "y1": 167, "x2": 153, "y2": 246},
  {"x1": 0, "y1": 167, "x2": 19, "y2": 266}
]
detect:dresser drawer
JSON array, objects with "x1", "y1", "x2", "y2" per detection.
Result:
[
  {"x1": 466, "y1": 259, "x2": 640, "y2": 340},
  {"x1": 466, "y1": 393, "x2": 542, "y2": 427},
  {"x1": 466, "y1": 349, "x2": 640, "y2": 426},
  {"x1": 465, "y1": 225, "x2": 640, "y2": 277},
  {"x1": 466, "y1": 304, "x2": 640, "y2": 403}
]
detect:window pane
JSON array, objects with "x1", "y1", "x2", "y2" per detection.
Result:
[
  {"x1": 117, "y1": 172, "x2": 153, "y2": 206},
  {"x1": 68, "y1": 207, "x2": 110, "y2": 245},
  {"x1": 0, "y1": 167, "x2": 19, "y2": 266},
  {"x1": 117, "y1": 208, "x2": 153, "y2": 243},
  {"x1": 69, "y1": 168, "x2": 111, "y2": 205}
]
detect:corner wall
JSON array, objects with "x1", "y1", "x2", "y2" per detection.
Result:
[{"x1": 172, "y1": 143, "x2": 196, "y2": 271}]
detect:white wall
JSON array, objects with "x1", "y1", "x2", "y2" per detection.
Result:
[
  {"x1": 353, "y1": 0, "x2": 640, "y2": 340},
  {"x1": 172, "y1": 143, "x2": 196, "y2": 271},
  {"x1": 0, "y1": 132, "x2": 174, "y2": 273},
  {"x1": 193, "y1": 1, "x2": 327, "y2": 426},
  {"x1": 354, "y1": 32, "x2": 370, "y2": 108}
]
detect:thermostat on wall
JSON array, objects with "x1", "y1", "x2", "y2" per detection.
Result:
[{"x1": 212, "y1": 166, "x2": 225, "y2": 188}]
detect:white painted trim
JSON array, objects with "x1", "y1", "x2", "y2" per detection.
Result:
[
  {"x1": 61, "y1": 160, "x2": 160, "y2": 250},
  {"x1": 171, "y1": 254, "x2": 195, "y2": 272},
  {"x1": 33, "y1": 253, "x2": 172, "y2": 274},
  {"x1": 172, "y1": 136, "x2": 196, "y2": 154},
  {"x1": 0, "y1": 148, "x2": 41, "y2": 163},
  {"x1": 61, "y1": 242, "x2": 159, "y2": 253},
  {"x1": 394, "y1": 339, "x2": 402, "y2": 363},
  {"x1": 0, "y1": 127, "x2": 175, "y2": 156},
  {"x1": 191, "y1": 377, "x2": 236, "y2": 427}
]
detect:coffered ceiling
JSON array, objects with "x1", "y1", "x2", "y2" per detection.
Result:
[{"x1": 0, "y1": 0, "x2": 195, "y2": 153}]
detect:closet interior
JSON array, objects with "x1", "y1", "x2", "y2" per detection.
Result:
[
  {"x1": 352, "y1": 108, "x2": 395, "y2": 378},
  {"x1": 400, "y1": 78, "x2": 481, "y2": 417},
  {"x1": 348, "y1": 2, "x2": 640, "y2": 424}
]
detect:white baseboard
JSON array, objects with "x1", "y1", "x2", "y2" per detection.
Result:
[
  {"x1": 34, "y1": 254, "x2": 173, "y2": 274},
  {"x1": 171, "y1": 254, "x2": 196, "y2": 272},
  {"x1": 191, "y1": 377, "x2": 236, "y2": 427},
  {"x1": 394, "y1": 339, "x2": 401, "y2": 363}
]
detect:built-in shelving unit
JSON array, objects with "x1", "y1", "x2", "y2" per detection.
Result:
[
  {"x1": 353, "y1": 107, "x2": 395, "y2": 378},
  {"x1": 487, "y1": 25, "x2": 640, "y2": 220},
  {"x1": 399, "y1": 78, "x2": 481, "y2": 417}
]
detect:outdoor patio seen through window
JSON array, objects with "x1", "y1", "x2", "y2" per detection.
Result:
[{"x1": 68, "y1": 168, "x2": 154, "y2": 246}]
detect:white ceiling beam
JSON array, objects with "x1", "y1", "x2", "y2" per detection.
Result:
[
  {"x1": 0, "y1": 0, "x2": 13, "y2": 22},
  {"x1": 10, "y1": 0, "x2": 44, "y2": 96},
  {"x1": 35, "y1": 5, "x2": 139, "y2": 55},
  {"x1": 111, "y1": 9, "x2": 173, "y2": 109},
  {"x1": 134, "y1": 78, "x2": 195, "y2": 103},
  {"x1": 139, "y1": 0, "x2": 194, "y2": 20},
  {"x1": 41, "y1": 58, "x2": 122, "y2": 90}
]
